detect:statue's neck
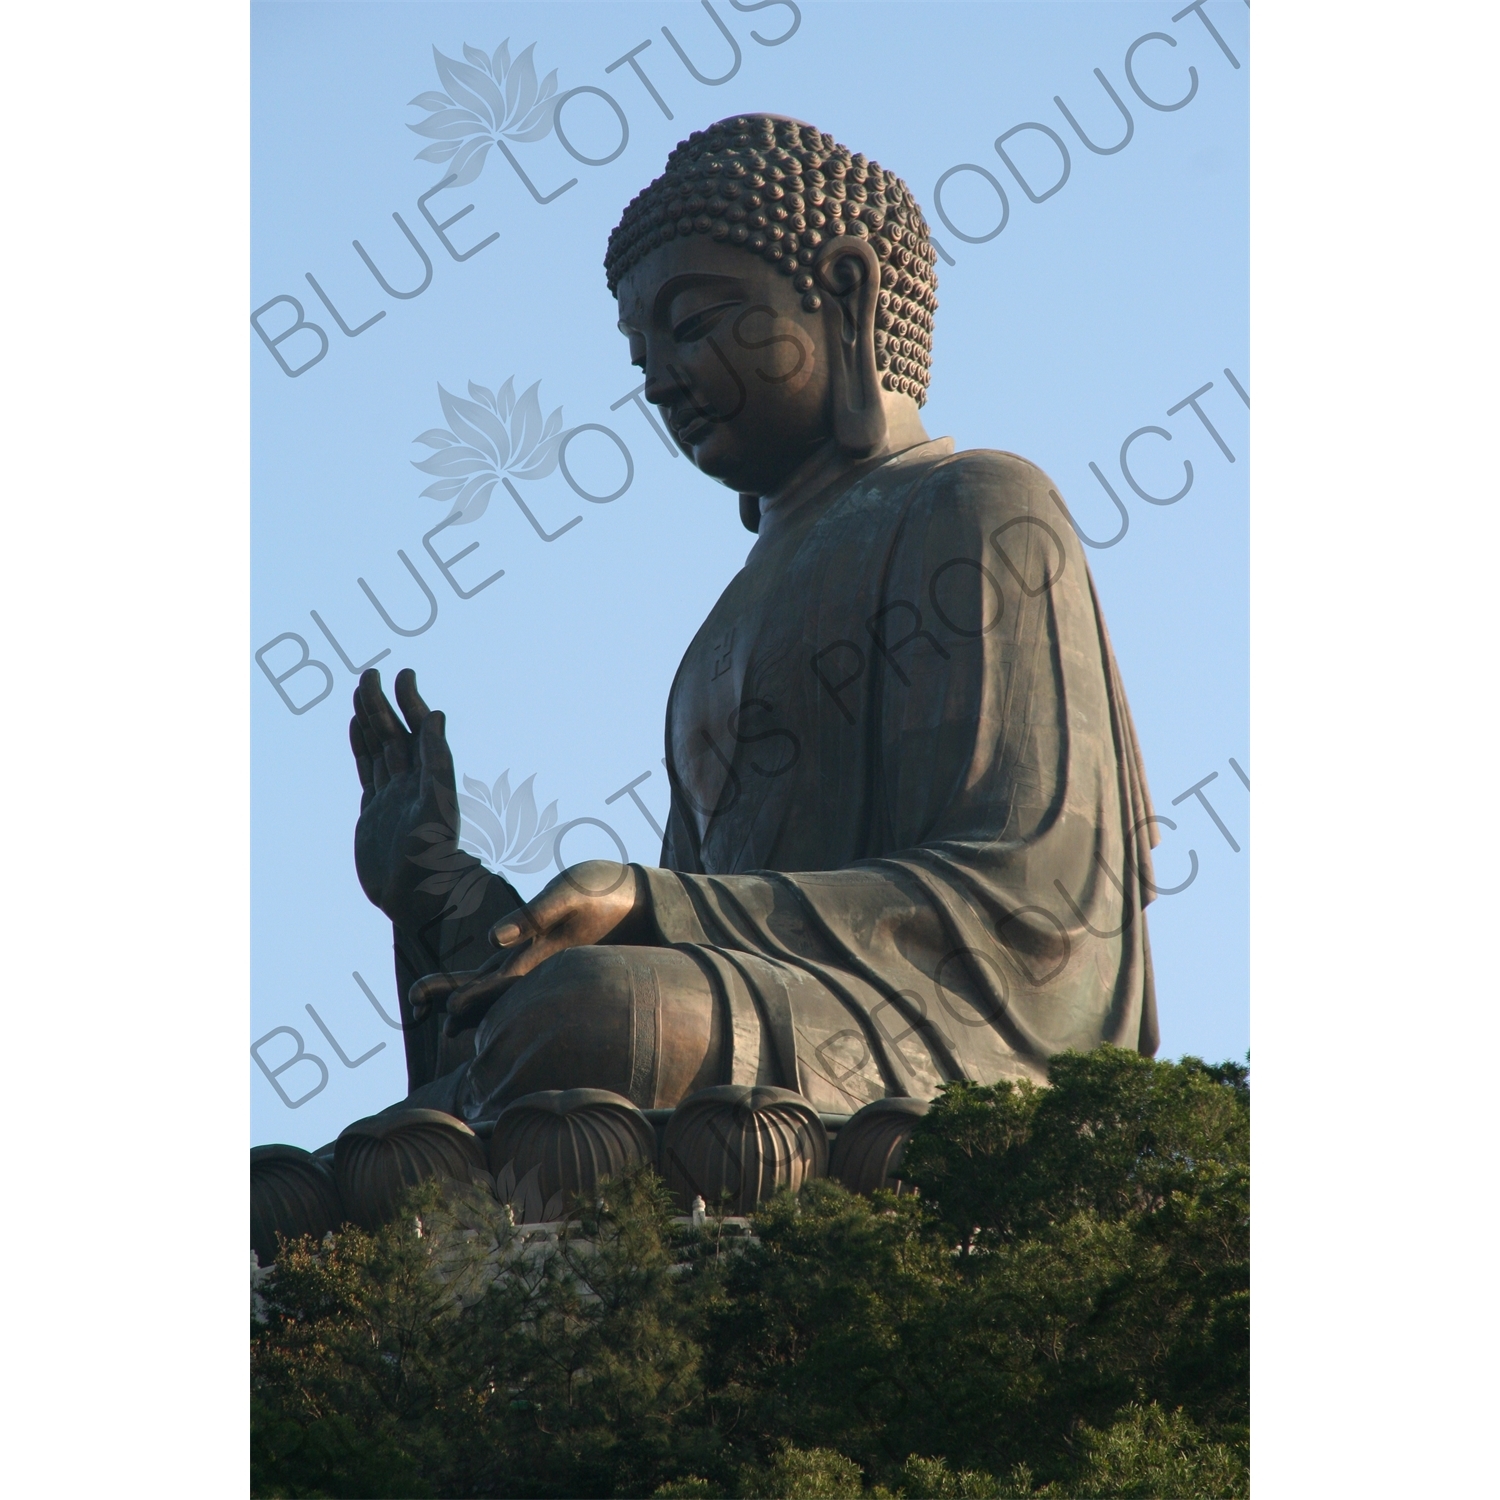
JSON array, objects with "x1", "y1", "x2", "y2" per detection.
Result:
[{"x1": 760, "y1": 399, "x2": 932, "y2": 519}]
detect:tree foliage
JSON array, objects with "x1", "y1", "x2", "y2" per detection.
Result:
[{"x1": 252, "y1": 1048, "x2": 1248, "y2": 1498}]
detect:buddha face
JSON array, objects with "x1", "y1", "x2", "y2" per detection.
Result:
[{"x1": 616, "y1": 236, "x2": 835, "y2": 496}]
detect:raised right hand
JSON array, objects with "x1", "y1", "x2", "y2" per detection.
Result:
[{"x1": 349, "y1": 667, "x2": 476, "y2": 931}]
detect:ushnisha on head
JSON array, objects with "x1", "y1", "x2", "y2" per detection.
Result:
[{"x1": 608, "y1": 115, "x2": 939, "y2": 507}]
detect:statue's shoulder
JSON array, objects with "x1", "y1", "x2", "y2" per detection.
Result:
[
  {"x1": 917, "y1": 445, "x2": 1056, "y2": 501},
  {"x1": 894, "y1": 444, "x2": 1061, "y2": 526}
]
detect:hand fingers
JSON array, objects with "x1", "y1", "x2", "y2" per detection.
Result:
[
  {"x1": 489, "y1": 901, "x2": 540, "y2": 950},
  {"x1": 354, "y1": 668, "x2": 391, "y2": 732},
  {"x1": 408, "y1": 969, "x2": 465, "y2": 1022},
  {"x1": 418, "y1": 710, "x2": 455, "y2": 801},
  {"x1": 488, "y1": 872, "x2": 585, "y2": 949},
  {"x1": 358, "y1": 703, "x2": 391, "y2": 791},
  {"x1": 357, "y1": 668, "x2": 412, "y2": 776},
  {"x1": 351, "y1": 676, "x2": 375, "y2": 731},
  {"x1": 488, "y1": 862, "x2": 628, "y2": 948},
  {"x1": 484, "y1": 932, "x2": 562, "y2": 988},
  {"x1": 394, "y1": 668, "x2": 431, "y2": 735},
  {"x1": 349, "y1": 717, "x2": 376, "y2": 796},
  {"x1": 446, "y1": 967, "x2": 522, "y2": 1026},
  {"x1": 408, "y1": 948, "x2": 511, "y2": 1021}
]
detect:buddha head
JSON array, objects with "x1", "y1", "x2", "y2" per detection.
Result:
[{"x1": 606, "y1": 115, "x2": 939, "y2": 517}]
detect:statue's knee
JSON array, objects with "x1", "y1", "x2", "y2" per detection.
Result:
[
  {"x1": 462, "y1": 945, "x2": 721, "y2": 1110},
  {"x1": 526, "y1": 945, "x2": 636, "y2": 1013},
  {"x1": 476, "y1": 946, "x2": 635, "y2": 1058}
]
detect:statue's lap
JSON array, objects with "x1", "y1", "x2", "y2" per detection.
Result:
[{"x1": 403, "y1": 943, "x2": 895, "y2": 1126}]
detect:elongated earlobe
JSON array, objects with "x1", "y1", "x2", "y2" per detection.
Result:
[
  {"x1": 816, "y1": 238, "x2": 887, "y2": 456},
  {"x1": 739, "y1": 492, "x2": 761, "y2": 533}
]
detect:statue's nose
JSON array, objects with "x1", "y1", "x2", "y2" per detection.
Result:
[{"x1": 641, "y1": 360, "x2": 680, "y2": 411}]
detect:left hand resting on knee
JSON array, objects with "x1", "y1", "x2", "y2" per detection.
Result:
[{"x1": 409, "y1": 860, "x2": 649, "y2": 1031}]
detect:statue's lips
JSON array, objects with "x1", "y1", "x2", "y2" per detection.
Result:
[{"x1": 673, "y1": 413, "x2": 718, "y2": 445}]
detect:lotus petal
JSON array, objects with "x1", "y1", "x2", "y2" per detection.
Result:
[
  {"x1": 492, "y1": 39, "x2": 512, "y2": 82},
  {"x1": 412, "y1": 447, "x2": 492, "y2": 477},
  {"x1": 250, "y1": 1147, "x2": 343, "y2": 1265},
  {"x1": 661, "y1": 1087, "x2": 829, "y2": 1213},
  {"x1": 468, "y1": 381, "x2": 497, "y2": 412},
  {"x1": 504, "y1": 44, "x2": 539, "y2": 129},
  {"x1": 457, "y1": 834, "x2": 494, "y2": 865},
  {"x1": 450, "y1": 54, "x2": 508, "y2": 127},
  {"x1": 510, "y1": 381, "x2": 544, "y2": 464},
  {"x1": 506, "y1": 1162, "x2": 545, "y2": 1225},
  {"x1": 506, "y1": 849, "x2": 555, "y2": 874},
  {"x1": 415, "y1": 140, "x2": 462, "y2": 163},
  {"x1": 420, "y1": 478, "x2": 466, "y2": 502},
  {"x1": 457, "y1": 820, "x2": 494, "y2": 854},
  {"x1": 505, "y1": 773, "x2": 538, "y2": 854},
  {"x1": 439, "y1": 385, "x2": 510, "y2": 468},
  {"x1": 496, "y1": 376, "x2": 517, "y2": 421},
  {"x1": 408, "y1": 108, "x2": 485, "y2": 140},
  {"x1": 507, "y1": 433, "x2": 563, "y2": 481},
  {"x1": 415, "y1": 871, "x2": 461, "y2": 895},
  {"x1": 491, "y1": 769, "x2": 512, "y2": 809},
  {"x1": 448, "y1": 137, "x2": 492, "y2": 188},
  {"x1": 509, "y1": 78, "x2": 558, "y2": 142},
  {"x1": 462, "y1": 773, "x2": 491, "y2": 803},
  {"x1": 410, "y1": 91, "x2": 454, "y2": 110},
  {"x1": 411, "y1": 846, "x2": 473, "y2": 873},
  {"x1": 450, "y1": 866, "x2": 490, "y2": 919},
  {"x1": 448, "y1": 474, "x2": 497, "y2": 525},
  {"x1": 459, "y1": 793, "x2": 507, "y2": 863},
  {"x1": 828, "y1": 1098, "x2": 929, "y2": 1196},
  {"x1": 504, "y1": 113, "x2": 555, "y2": 145},
  {"x1": 507, "y1": 454, "x2": 561, "y2": 482},
  {"x1": 461, "y1": 43, "x2": 492, "y2": 73},
  {"x1": 433, "y1": 48, "x2": 499, "y2": 129},
  {"x1": 507, "y1": 807, "x2": 559, "y2": 872},
  {"x1": 432, "y1": 780, "x2": 464, "y2": 825},
  {"x1": 541, "y1": 406, "x2": 563, "y2": 441},
  {"x1": 517, "y1": 93, "x2": 557, "y2": 126},
  {"x1": 494, "y1": 1158, "x2": 517, "y2": 1200},
  {"x1": 508, "y1": 782, "x2": 539, "y2": 857},
  {"x1": 453, "y1": 472, "x2": 493, "y2": 507},
  {"x1": 412, "y1": 821, "x2": 457, "y2": 845},
  {"x1": 336, "y1": 1111, "x2": 487, "y2": 1231}
]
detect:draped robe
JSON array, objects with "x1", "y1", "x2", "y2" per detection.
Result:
[{"x1": 390, "y1": 439, "x2": 1159, "y2": 1119}]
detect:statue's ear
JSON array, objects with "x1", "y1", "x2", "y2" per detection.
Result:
[
  {"x1": 739, "y1": 492, "x2": 761, "y2": 533},
  {"x1": 814, "y1": 236, "x2": 887, "y2": 456}
]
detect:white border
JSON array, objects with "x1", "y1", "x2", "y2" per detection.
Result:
[
  {"x1": 3, "y1": 0, "x2": 249, "y2": 1489},
  {"x1": 5, "y1": 0, "x2": 1497, "y2": 1490},
  {"x1": 1254, "y1": 0, "x2": 1496, "y2": 1491}
]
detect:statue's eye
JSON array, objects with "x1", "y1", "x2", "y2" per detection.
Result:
[{"x1": 671, "y1": 300, "x2": 738, "y2": 344}]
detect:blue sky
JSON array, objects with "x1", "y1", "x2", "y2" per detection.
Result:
[{"x1": 252, "y1": 0, "x2": 1249, "y2": 1149}]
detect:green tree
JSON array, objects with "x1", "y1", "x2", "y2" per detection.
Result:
[
  {"x1": 1056, "y1": 1403, "x2": 1248, "y2": 1498},
  {"x1": 251, "y1": 1050, "x2": 1249, "y2": 1499},
  {"x1": 900, "y1": 1048, "x2": 1249, "y2": 1459}
]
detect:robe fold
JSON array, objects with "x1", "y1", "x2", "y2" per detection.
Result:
[{"x1": 392, "y1": 438, "x2": 1159, "y2": 1114}]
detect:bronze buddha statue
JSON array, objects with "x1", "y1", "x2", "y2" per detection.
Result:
[{"x1": 256, "y1": 115, "x2": 1160, "y2": 1240}]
